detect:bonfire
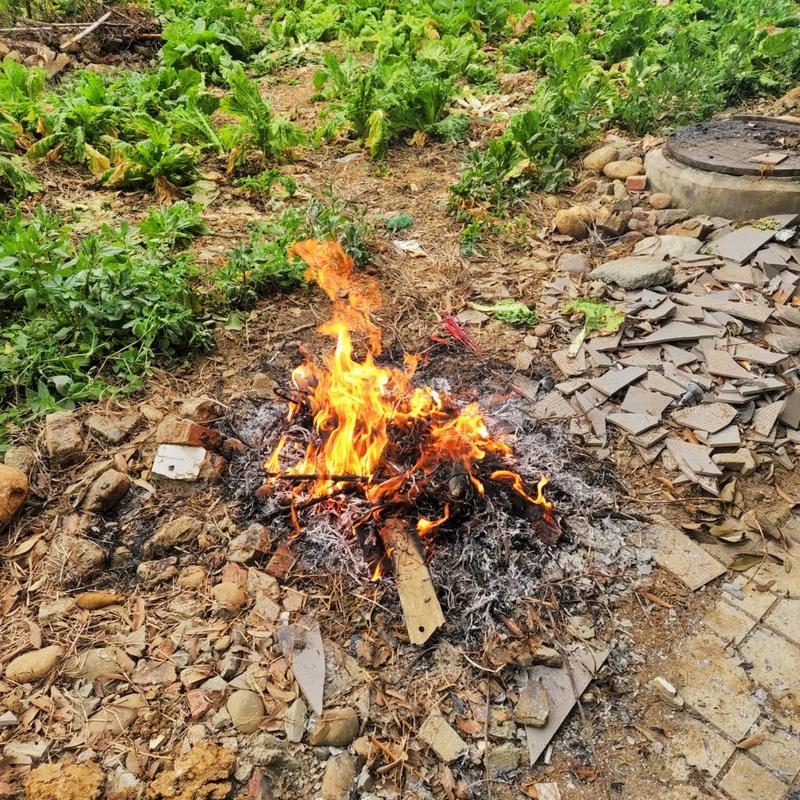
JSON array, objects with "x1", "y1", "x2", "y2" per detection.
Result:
[{"x1": 258, "y1": 239, "x2": 554, "y2": 642}]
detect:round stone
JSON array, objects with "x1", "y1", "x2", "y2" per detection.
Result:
[{"x1": 227, "y1": 690, "x2": 266, "y2": 734}]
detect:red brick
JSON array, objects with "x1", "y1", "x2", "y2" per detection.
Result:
[
  {"x1": 155, "y1": 416, "x2": 223, "y2": 450},
  {"x1": 625, "y1": 174, "x2": 647, "y2": 191}
]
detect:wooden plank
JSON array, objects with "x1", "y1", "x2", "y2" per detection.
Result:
[
  {"x1": 60, "y1": 11, "x2": 112, "y2": 51},
  {"x1": 379, "y1": 518, "x2": 445, "y2": 645}
]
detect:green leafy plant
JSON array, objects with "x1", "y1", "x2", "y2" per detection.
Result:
[
  {"x1": 562, "y1": 298, "x2": 624, "y2": 337},
  {"x1": 469, "y1": 299, "x2": 537, "y2": 326},
  {"x1": 139, "y1": 201, "x2": 209, "y2": 249},
  {"x1": 0, "y1": 155, "x2": 41, "y2": 199},
  {"x1": 220, "y1": 63, "x2": 306, "y2": 170},
  {"x1": 234, "y1": 168, "x2": 297, "y2": 197}
]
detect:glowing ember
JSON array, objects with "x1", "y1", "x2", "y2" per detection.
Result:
[{"x1": 261, "y1": 239, "x2": 552, "y2": 557}]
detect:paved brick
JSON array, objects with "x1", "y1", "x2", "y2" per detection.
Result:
[
  {"x1": 766, "y1": 599, "x2": 800, "y2": 646},
  {"x1": 704, "y1": 602, "x2": 758, "y2": 645},
  {"x1": 745, "y1": 723, "x2": 800, "y2": 781},
  {"x1": 720, "y1": 578, "x2": 776, "y2": 621},
  {"x1": 732, "y1": 544, "x2": 800, "y2": 596},
  {"x1": 671, "y1": 632, "x2": 761, "y2": 741},
  {"x1": 718, "y1": 754, "x2": 787, "y2": 800},
  {"x1": 739, "y1": 628, "x2": 800, "y2": 721},
  {"x1": 669, "y1": 714, "x2": 736, "y2": 778}
]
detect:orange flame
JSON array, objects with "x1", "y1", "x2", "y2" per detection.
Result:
[{"x1": 264, "y1": 240, "x2": 551, "y2": 540}]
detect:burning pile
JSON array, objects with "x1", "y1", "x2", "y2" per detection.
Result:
[{"x1": 259, "y1": 240, "x2": 554, "y2": 641}]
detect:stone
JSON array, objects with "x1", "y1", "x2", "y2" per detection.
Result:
[
  {"x1": 228, "y1": 523, "x2": 271, "y2": 563},
  {"x1": 180, "y1": 396, "x2": 225, "y2": 424},
  {"x1": 136, "y1": 557, "x2": 178, "y2": 586},
  {"x1": 418, "y1": 710, "x2": 468, "y2": 763},
  {"x1": 5, "y1": 645, "x2": 63, "y2": 683},
  {"x1": 595, "y1": 206, "x2": 632, "y2": 237},
  {"x1": 43, "y1": 533, "x2": 105, "y2": 585},
  {"x1": 82, "y1": 468, "x2": 130, "y2": 512},
  {"x1": 603, "y1": 159, "x2": 643, "y2": 180},
  {"x1": 213, "y1": 582, "x2": 247, "y2": 612},
  {"x1": 38, "y1": 597, "x2": 76, "y2": 620},
  {"x1": 712, "y1": 448, "x2": 757, "y2": 475},
  {"x1": 178, "y1": 564, "x2": 208, "y2": 589},
  {"x1": 308, "y1": 707, "x2": 360, "y2": 747},
  {"x1": 556, "y1": 252, "x2": 589, "y2": 274},
  {"x1": 252, "y1": 373, "x2": 277, "y2": 399},
  {"x1": 155, "y1": 416, "x2": 223, "y2": 450},
  {"x1": 485, "y1": 742, "x2": 522, "y2": 777},
  {"x1": 140, "y1": 404, "x2": 164, "y2": 423},
  {"x1": 64, "y1": 647, "x2": 135, "y2": 681},
  {"x1": 626, "y1": 174, "x2": 647, "y2": 191},
  {"x1": 187, "y1": 689, "x2": 212, "y2": 720},
  {"x1": 4, "y1": 445, "x2": 36, "y2": 476},
  {"x1": 589, "y1": 256, "x2": 674, "y2": 290},
  {"x1": 85, "y1": 412, "x2": 140, "y2": 444},
  {"x1": 23, "y1": 759, "x2": 104, "y2": 800},
  {"x1": 514, "y1": 680, "x2": 549, "y2": 726},
  {"x1": 321, "y1": 753, "x2": 356, "y2": 800},
  {"x1": 0, "y1": 463, "x2": 27, "y2": 531},
  {"x1": 650, "y1": 192, "x2": 672, "y2": 209},
  {"x1": 75, "y1": 590, "x2": 124, "y2": 610},
  {"x1": 718, "y1": 754, "x2": 787, "y2": 800},
  {"x1": 583, "y1": 145, "x2": 619, "y2": 171},
  {"x1": 44, "y1": 411, "x2": 83, "y2": 466},
  {"x1": 145, "y1": 515, "x2": 203, "y2": 555},
  {"x1": 553, "y1": 206, "x2": 592, "y2": 240},
  {"x1": 284, "y1": 697, "x2": 307, "y2": 743},
  {"x1": 227, "y1": 690, "x2": 266, "y2": 734}
]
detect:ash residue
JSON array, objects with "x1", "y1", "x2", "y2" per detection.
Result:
[{"x1": 221, "y1": 382, "x2": 648, "y2": 642}]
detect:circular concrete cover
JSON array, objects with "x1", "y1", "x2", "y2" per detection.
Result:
[{"x1": 665, "y1": 116, "x2": 800, "y2": 177}]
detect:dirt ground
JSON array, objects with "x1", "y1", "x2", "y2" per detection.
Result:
[{"x1": 2, "y1": 56, "x2": 800, "y2": 800}]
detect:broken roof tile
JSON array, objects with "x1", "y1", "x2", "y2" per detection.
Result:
[
  {"x1": 705, "y1": 216, "x2": 798, "y2": 262},
  {"x1": 531, "y1": 391, "x2": 578, "y2": 420},
  {"x1": 676, "y1": 295, "x2": 773, "y2": 324},
  {"x1": 607, "y1": 413, "x2": 660, "y2": 435},
  {"x1": 551, "y1": 347, "x2": 587, "y2": 377},
  {"x1": 664, "y1": 438, "x2": 723, "y2": 477},
  {"x1": 589, "y1": 366, "x2": 647, "y2": 397},
  {"x1": 733, "y1": 344, "x2": 788, "y2": 366},
  {"x1": 645, "y1": 371, "x2": 685, "y2": 398},
  {"x1": 630, "y1": 426, "x2": 669, "y2": 448},
  {"x1": 705, "y1": 349, "x2": 754, "y2": 380},
  {"x1": 752, "y1": 400, "x2": 786, "y2": 437},
  {"x1": 621, "y1": 386, "x2": 673, "y2": 417},
  {"x1": 662, "y1": 345, "x2": 697, "y2": 367},
  {"x1": 671, "y1": 402, "x2": 737, "y2": 433},
  {"x1": 764, "y1": 332, "x2": 800, "y2": 354},
  {"x1": 629, "y1": 321, "x2": 720, "y2": 346},
  {"x1": 706, "y1": 425, "x2": 742, "y2": 447},
  {"x1": 779, "y1": 389, "x2": 800, "y2": 429}
]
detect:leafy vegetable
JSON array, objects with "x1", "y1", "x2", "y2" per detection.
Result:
[
  {"x1": 0, "y1": 155, "x2": 41, "y2": 198},
  {"x1": 562, "y1": 298, "x2": 624, "y2": 337},
  {"x1": 469, "y1": 299, "x2": 537, "y2": 326},
  {"x1": 139, "y1": 200, "x2": 209, "y2": 249}
]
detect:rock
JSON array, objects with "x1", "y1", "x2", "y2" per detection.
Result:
[
  {"x1": 625, "y1": 174, "x2": 647, "y2": 191},
  {"x1": 654, "y1": 208, "x2": 690, "y2": 228},
  {"x1": 533, "y1": 324, "x2": 551, "y2": 338},
  {"x1": 0, "y1": 463, "x2": 28, "y2": 531},
  {"x1": 595, "y1": 206, "x2": 632, "y2": 237},
  {"x1": 418, "y1": 710, "x2": 468, "y2": 763},
  {"x1": 556, "y1": 252, "x2": 589, "y2": 274},
  {"x1": 553, "y1": 206, "x2": 592, "y2": 240},
  {"x1": 178, "y1": 564, "x2": 208, "y2": 589},
  {"x1": 602, "y1": 159, "x2": 643, "y2": 180},
  {"x1": 140, "y1": 404, "x2": 164, "y2": 423},
  {"x1": 145, "y1": 516, "x2": 203, "y2": 555},
  {"x1": 136, "y1": 557, "x2": 178, "y2": 586},
  {"x1": 75, "y1": 590, "x2": 124, "y2": 610},
  {"x1": 155, "y1": 416, "x2": 223, "y2": 450},
  {"x1": 308, "y1": 707, "x2": 360, "y2": 747},
  {"x1": 514, "y1": 680, "x2": 549, "y2": 726},
  {"x1": 251, "y1": 372, "x2": 277, "y2": 399},
  {"x1": 187, "y1": 689, "x2": 212, "y2": 720},
  {"x1": 228, "y1": 523, "x2": 271, "y2": 563},
  {"x1": 4, "y1": 445, "x2": 36, "y2": 476},
  {"x1": 64, "y1": 646, "x2": 135, "y2": 681},
  {"x1": 213, "y1": 582, "x2": 247, "y2": 612},
  {"x1": 589, "y1": 256, "x2": 674, "y2": 290},
  {"x1": 241, "y1": 733, "x2": 288, "y2": 766},
  {"x1": 285, "y1": 697, "x2": 307, "y2": 743},
  {"x1": 44, "y1": 411, "x2": 84, "y2": 466},
  {"x1": 24, "y1": 759, "x2": 104, "y2": 800},
  {"x1": 38, "y1": 597, "x2": 76, "y2": 620},
  {"x1": 5, "y1": 645, "x2": 63, "y2": 683},
  {"x1": 87, "y1": 694, "x2": 145, "y2": 741},
  {"x1": 82, "y1": 468, "x2": 130, "y2": 512},
  {"x1": 180, "y1": 396, "x2": 225, "y2": 424},
  {"x1": 583, "y1": 145, "x2": 619, "y2": 171},
  {"x1": 485, "y1": 742, "x2": 522, "y2": 777},
  {"x1": 649, "y1": 192, "x2": 672, "y2": 210},
  {"x1": 321, "y1": 753, "x2": 356, "y2": 800},
  {"x1": 612, "y1": 180, "x2": 629, "y2": 200},
  {"x1": 148, "y1": 742, "x2": 234, "y2": 799},
  {"x1": 43, "y1": 533, "x2": 105, "y2": 586},
  {"x1": 712, "y1": 448, "x2": 757, "y2": 476},
  {"x1": 85, "y1": 412, "x2": 140, "y2": 444},
  {"x1": 227, "y1": 690, "x2": 266, "y2": 734}
]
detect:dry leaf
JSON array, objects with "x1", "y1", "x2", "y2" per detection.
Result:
[
  {"x1": 737, "y1": 732, "x2": 766, "y2": 749},
  {"x1": 730, "y1": 552, "x2": 766, "y2": 571}
]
